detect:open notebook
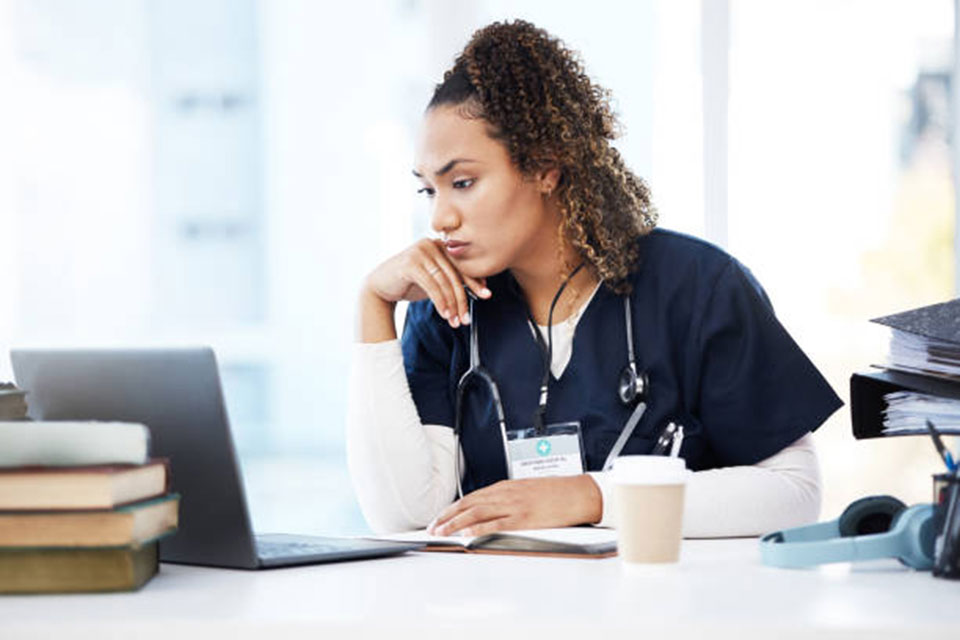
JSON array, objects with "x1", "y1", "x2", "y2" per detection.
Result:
[{"x1": 373, "y1": 527, "x2": 618, "y2": 558}]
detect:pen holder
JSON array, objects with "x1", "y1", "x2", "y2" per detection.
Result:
[
  {"x1": 932, "y1": 472, "x2": 960, "y2": 579},
  {"x1": 933, "y1": 473, "x2": 954, "y2": 504}
]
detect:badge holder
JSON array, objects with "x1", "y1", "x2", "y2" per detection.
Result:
[{"x1": 505, "y1": 421, "x2": 586, "y2": 480}]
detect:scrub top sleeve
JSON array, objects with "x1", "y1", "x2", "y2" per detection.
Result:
[
  {"x1": 694, "y1": 261, "x2": 842, "y2": 467},
  {"x1": 400, "y1": 302, "x2": 456, "y2": 429}
]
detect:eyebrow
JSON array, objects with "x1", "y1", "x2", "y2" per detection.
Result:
[{"x1": 412, "y1": 158, "x2": 479, "y2": 179}]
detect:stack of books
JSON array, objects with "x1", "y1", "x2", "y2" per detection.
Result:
[
  {"x1": 0, "y1": 383, "x2": 28, "y2": 420},
  {"x1": 850, "y1": 299, "x2": 960, "y2": 439},
  {"x1": 0, "y1": 421, "x2": 179, "y2": 593}
]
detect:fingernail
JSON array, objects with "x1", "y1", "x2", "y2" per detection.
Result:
[
  {"x1": 451, "y1": 317, "x2": 460, "y2": 328},
  {"x1": 481, "y1": 288, "x2": 492, "y2": 298},
  {"x1": 441, "y1": 308, "x2": 450, "y2": 319},
  {"x1": 461, "y1": 312, "x2": 470, "y2": 325}
]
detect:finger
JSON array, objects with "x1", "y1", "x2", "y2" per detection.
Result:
[
  {"x1": 411, "y1": 262, "x2": 455, "y2": 324},
  {"x1": 429, "y1": 482, "x2": 514, "y2": 533},
  {"x1": 424, "y1": 242, "x2": 470, "y2": 325},
  {"x1": 462, "y1": 275, "x2": 492, "y2": 301},
  {"x1": 430, "y1": 240, "x2": 491, "y2": 303},
  {"x1": 413, "y1": 239, "x2": 458, "y2": 320},
  {"x1": 425, "y1": 250, "x2": 468, "y2": 324},
  {"x1": 429, "y1": 496, "x2": 472, "y2": 533},
  {"x1": 422, "y1": 261, "x2": 456, "y2": 323},
  {"x1": 434, "y1": 504, "x2": 506, "y2": 537},
  {"x1": 460, "y1": 516, "x2": 516, "y2": 538}
]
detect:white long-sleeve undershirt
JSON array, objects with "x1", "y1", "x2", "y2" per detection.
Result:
[{"x1": 347, "y1": 314, "x2": 822, "y2": 537}]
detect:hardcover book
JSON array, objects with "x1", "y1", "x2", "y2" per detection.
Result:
[
  {"x1": 0, "y1": 493, "x2": 179, "y2": 547},
  {"x1": 0, "y1": 459, "x2": 169, "y2": 510},
  {"x1": 0, "y1": 384, "x2": 28, "y2": 421},
  {"x1": 0, "y1": 421, "x2": 150, "y2": 467},
  {"x1": 0, "y1": 542, "x2": 159, "y2": 593}
]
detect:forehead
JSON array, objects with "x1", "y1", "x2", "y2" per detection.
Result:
[{"x1": 414, "y1": 105, "x2": 508, "y2": 174}]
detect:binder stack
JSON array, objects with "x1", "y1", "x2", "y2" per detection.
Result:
[{"x1": 850, "y1": 299, "x2": 960, "y2": 439}]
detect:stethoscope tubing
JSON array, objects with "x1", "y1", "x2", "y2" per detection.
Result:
[{"x1": 453, "y1": 294, "x2": 509, "y2": 498}]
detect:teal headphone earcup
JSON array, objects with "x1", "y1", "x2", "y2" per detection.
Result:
[
  {"x1": 887, "y1": 504, "x2": 937, "y2": 569},
  {"x1": 838, "y1": 495, "x2": 907, "y2": 537}
]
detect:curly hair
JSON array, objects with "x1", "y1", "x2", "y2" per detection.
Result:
[{"x1": 428, "y1": 19, "x2": 658, "y2": 293}]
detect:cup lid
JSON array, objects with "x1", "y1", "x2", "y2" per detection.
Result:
[{"x1": 612, "y1": 455, "x2": 687, "y2": 485}]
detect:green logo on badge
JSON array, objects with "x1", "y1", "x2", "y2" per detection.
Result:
[{"x1": 536, "y1": 439, "x2": 551, "y2": 456}]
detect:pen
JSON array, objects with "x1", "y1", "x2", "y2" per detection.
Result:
[
  {"x1": 926, "y1": 419, "x2": 957, "y2": 473},
  {"x1": 650, "y1": 422, "x2": 677, "y2": 456},
  {"x1": 669, "y1": 424, "x2": 684, "y2": 458}
]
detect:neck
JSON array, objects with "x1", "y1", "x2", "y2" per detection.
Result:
[{"x1": 510, "y1": 241, "x2": 598, "y2": 326}]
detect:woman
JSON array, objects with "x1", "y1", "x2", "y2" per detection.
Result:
[{"x1": 348, "y1": 20, "x2": 841, "y2": 538}]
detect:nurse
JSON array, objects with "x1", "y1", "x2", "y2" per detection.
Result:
[{"x1": 347, "y1": 20, "x2": 842, "y2": 537}]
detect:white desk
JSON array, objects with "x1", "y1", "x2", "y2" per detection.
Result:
[{"x1": 3, "y1": 539, "x2": 958, "y2": 639}]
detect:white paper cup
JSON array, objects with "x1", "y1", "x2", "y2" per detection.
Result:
[{"x1": 613, "y1": 455, "x2": 687, "y2": 568}]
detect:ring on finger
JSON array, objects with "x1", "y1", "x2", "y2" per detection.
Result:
[{"x1": 426, "y1": 264, "x2": 441, "y2": 276}]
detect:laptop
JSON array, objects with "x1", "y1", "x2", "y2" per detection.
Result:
[{"x1": 10, "y1": 347, "x2": 421, "y2": 569}]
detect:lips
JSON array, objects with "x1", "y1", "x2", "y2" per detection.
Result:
[{"x1": 444, "y1": 240, "x2": 470, "y2": 258}]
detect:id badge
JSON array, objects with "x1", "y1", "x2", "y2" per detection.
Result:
[{"x1": 504, "y1": 421, "x2": 585, "y2": 479}]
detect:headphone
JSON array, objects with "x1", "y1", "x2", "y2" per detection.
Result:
[{"x1": 759, "y1": 495, "x2": 937, "y2": 570}]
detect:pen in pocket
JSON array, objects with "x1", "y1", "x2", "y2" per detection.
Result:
[{"x1": 650, "y1": 422, "x2": 677, "y2": 456}]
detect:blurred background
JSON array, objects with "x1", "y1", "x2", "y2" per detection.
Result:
[{"x1": 0, "y1": 0, "x2": 955, "y2": 535}]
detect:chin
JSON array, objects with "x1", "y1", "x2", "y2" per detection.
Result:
[{"x1": 456, "y1": 256, "x2": 503, "y2": 281}]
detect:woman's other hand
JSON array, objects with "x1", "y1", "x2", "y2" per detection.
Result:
[{"x1": 427, "y1": 475, "x2": 602, "y2": 537}]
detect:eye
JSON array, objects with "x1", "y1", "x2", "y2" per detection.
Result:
[
  {"x1": 453, "y1": 178, "x2": 475, "y2": 189},
  {"x1": 417, "y1": 186, "x2": 435, "y2": 198}
]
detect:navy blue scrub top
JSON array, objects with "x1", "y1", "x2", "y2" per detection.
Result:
[{"x1": 401, "y1": 228, "x2": 843, "y2": 494}]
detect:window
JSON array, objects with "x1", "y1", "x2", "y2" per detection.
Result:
[{"x1": 727, "y1": 0, "x2": 956, "y2": 514}]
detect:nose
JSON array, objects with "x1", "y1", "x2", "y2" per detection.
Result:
[{"x1": 430, "y1": 193, "x2": 461, "y2": 236}]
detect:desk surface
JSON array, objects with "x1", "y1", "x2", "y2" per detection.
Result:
[{"x1": 3, "y1": 539, "x2": 958, "y2": 639}]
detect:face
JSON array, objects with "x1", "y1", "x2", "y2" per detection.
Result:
[{"x1": 413, "y1": 104, "x2": 558, "y2": 279}]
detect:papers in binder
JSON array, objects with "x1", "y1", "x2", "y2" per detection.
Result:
[
  {"x1": 883, "y1": 391, "x2": 960, "y2": 435},
  {"x1": 885, "y1": 329, "x2": 960, "y2": 380}
]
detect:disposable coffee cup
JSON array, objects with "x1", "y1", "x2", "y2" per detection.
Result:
[{"x1": 613, "y1": 455, "x2": 687, "y2": 570}]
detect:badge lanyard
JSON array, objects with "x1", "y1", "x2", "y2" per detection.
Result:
[
  {"x1": 502, "y1": 263, "x2": 589, "y2": 481},
  {"x1": 526, "y1": 263, "x2": 586, "y2": 435}
]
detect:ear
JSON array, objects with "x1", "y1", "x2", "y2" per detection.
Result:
[{"x1": 537, "y1": 167, "x2": 561, "y2": 195}]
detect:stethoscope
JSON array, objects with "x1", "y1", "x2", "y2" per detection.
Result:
[{"x1": 452, "y1": 267, "x2": 650, "y2": 498}]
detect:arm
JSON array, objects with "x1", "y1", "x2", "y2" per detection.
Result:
[
  {"x1": 345, "y1": 340, "x2": 459, "y2": 533},
  {"x1": 347, "y1": 238, "x2": 490, "y2": 533},
  {"x1": 587, "y1": 433, "x2": 822, "y2": 537}
]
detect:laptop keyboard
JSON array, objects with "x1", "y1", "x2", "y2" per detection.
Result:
[
  {"x1": 256, "y1": 537, "x2": 349, "y2": 560},
  {"x1": 253, "y1": 533, "x2": 420, "y2": 566}
]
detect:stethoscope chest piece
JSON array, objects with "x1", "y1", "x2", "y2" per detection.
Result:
[{"x1": 618, "y1": 364, "x2": 649, "y2": 405}]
